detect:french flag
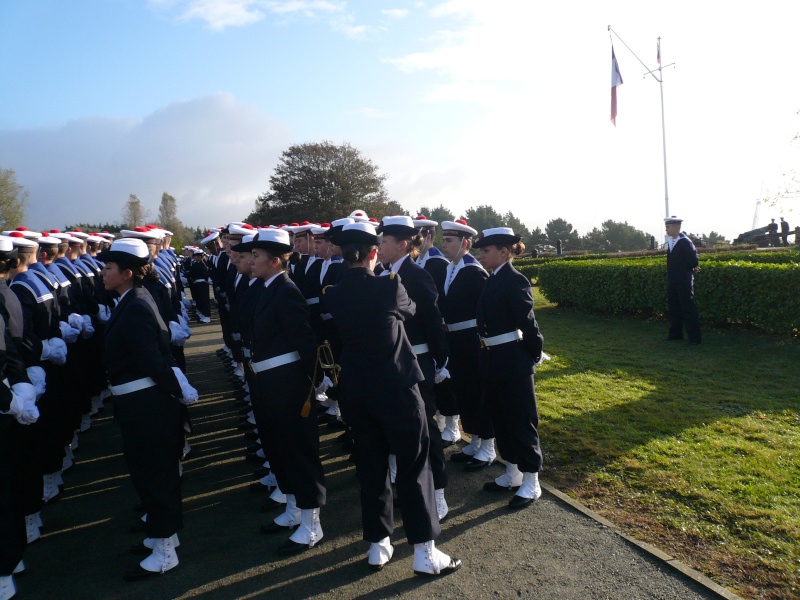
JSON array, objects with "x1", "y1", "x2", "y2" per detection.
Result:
[{"x1": 611, "y1": 47, "x2": 623, "y2": 126}]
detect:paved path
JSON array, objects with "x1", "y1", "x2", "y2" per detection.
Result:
[{"x1": 18, "y1": 313, "x2": 738, "y2": 599}]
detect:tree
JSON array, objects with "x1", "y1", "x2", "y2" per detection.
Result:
[
  {"x1": 121, "y1": 194, "x2": 149, "y2": 228},
  {"x1": 158, "y1": 192, "x2": 182, "y2": 233},
  {"x1": 246, "y1": 141, "x2": 403, "y2": 225},
  {"x1": 703, "y1": 231, "x2": 729, "y2": 246},
  {"x1": 462, "y1": 205, "x2": 504, "y2": 233},
  {"x1": 526, "y1": 226, "x2": 548, "y2": 249},
  {"x1": 0, "y1": 166, "x2": 28, "y2": 231},
  {"x1": 417, "y1": 204, "x2": 455, "y2": 225},
  {"x1": 582, "y1": 220, "x2": 652, "y2": 252},
  {"x1": 545, "y1": 218, "x2": 579, "y2": 249}
]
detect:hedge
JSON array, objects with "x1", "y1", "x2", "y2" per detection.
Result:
[{"x1": 537, "y1": 259, "x2": 800, "y2": 335}]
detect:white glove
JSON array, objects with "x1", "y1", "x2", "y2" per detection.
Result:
[
  {"x1": 68, "y1": 313, "x2": 84, "y2": 331},
  {"x1": 97, "y1": 305, "x2": 111, "y2": 322},
  {"x1": 180, "y1": 275, "x2": 188, "y2": 287},
  {"x1": 534, "y1": 351, "x2": 551, "y2": 367},
  {"x1": 181, "y1": 304, "x2": 189, "y2": 320},
  {"x1": 178, "y1": 315, "x2": 192, "y2": 339},
  {"x1": 81, "y1": 314, "x2": 95, "y2": 339},
  {"x1": 41, "y1": 338, "x2": 68, "y2": 366},
  {"x1": 182, "y1": 297, "x2": 193, "y2": 309},
  {"x1": 9, "y1": 382, "x2": 38, "y2": 425},
  {"x1": 26, "y1": 366, "x2": 47, "y2": 399},
  {"x1": 171, "y1": 367, "x2": 198, "y2": 405},
  {"x1": 315, "y1": 375, "x2": 333, "y2": 395},
  {"x1": 434, "y1": 366, "x2": 451, "y2": 384},
  {"x1": 169, "y1": 321, "x2": 189, "y2": 346},
  {"x1": 59, "y1": 321, "x2": 80, "y2": 344}
]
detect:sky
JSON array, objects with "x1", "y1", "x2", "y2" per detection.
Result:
[{"x1": 1, "y1": 0, "x2": 799, "y2": 241}]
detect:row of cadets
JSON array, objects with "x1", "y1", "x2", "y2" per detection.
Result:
[
  {"x1": 437, "y1": 220, "x2": 496, "y2": 468},
  {"x1": 321, "y1": 221, "x2": 462, "y2": 575},
  {"x1": 186, "y1": 245, "x2": 211, "y2": 323},
  {"x1": 222, "y1": 223, "x2": 256, "y2": 386},
  {"x1": 377, "y1": 216, "x2": 451, "y2": 521},
  {"x1": 4, "y1": 231, "x2": 70, "y2": 562},
  {"x1": 97, "y1": 238, "x2": 199, "y2": 580},
  {"x1": 473, "y1": 228, "x2": 545, "y2": 509},
  {"x1": 235, "y1": 229, "x2": 327, "y2": 554},
  {"x1": 286, "y1": 221, "x2": 315, "y2": 292},
  {"x1": 0, "y1": 235, "x2": 40, "y2": 600},
  {"x1": 210, "y1": 225, "x2": 235, "y2": 361}
]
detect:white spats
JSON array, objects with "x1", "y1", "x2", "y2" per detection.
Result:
[
  {"x1": 412, "y1": 540, "x2": 455, "y2": 575},
  {"x1": 516, "y1": 471, "x2": 542, "y2": 501},
  {"x1": 274, "y1": 495, "x2": 301, "y2": 528},
  {"x1": 42, "y1": 473, "x2": 60, "y2": 503},
  {"x1": 25, "y1": 514, "x2": 40, "y2": 543},
  {"x1": 461, "y1": 435, "x2": 481, "y2": 457},
  {"x1": 139, "y1": 536, "x2": 179, "y2": 574},
  {"x1": 289, "y1": 508, "x2": 323, "y2": 547},
  {"x1": 471, "y1": 437, "x2": 496, "y2": 464},
  {"x1": 143, "y1": 533, "x2": 180, "y2": 549},
  {"x1": 0, "y1": 575, "x2": 16, "y2": 600},
  {"x1": 388, "y1": 454, "x2": 397, "y2": 484},
  {"x1": 495, "y1": 462, "x2": 523, "y2": 488},
  {"x1": 441, "y1": 415, "x2": 461, "y2": 443},
  {"x1": 435, "y1": 488, "x2": 449, "y2": 521},
  {"x1": 367, "y1": 536, "x2": 394, "y2": 569}
]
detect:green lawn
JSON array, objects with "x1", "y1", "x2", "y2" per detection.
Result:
[{"x1": 532, "y1": 288, "x2": 800, "y2": 600}]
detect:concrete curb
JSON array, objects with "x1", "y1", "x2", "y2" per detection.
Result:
[{"x1": 540, "y1": 481, "x2": 745, "y2": 600}]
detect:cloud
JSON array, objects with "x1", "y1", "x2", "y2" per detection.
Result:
[
  {"x1": 148, "y1": 0, "x2": 344, "y2": 30},
  {"x1": 0, "y1": 94, "x2": 292, "y2": 229},
  {"x1": 381, "y1": 8, "x2": 409, "y2": 19}
]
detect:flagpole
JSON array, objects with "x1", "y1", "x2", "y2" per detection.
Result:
[{"x1": 608, "y1": 26, "x2": 674, "y2": 239}]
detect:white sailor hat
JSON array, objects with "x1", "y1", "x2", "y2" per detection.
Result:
[
  {"x1": 3, "y1": 227, "x2": 42, "y2": 240},
  {"x1": 473, "y1": 227, "x2": 522, "y2": 248},
  {"x1": 192, "y1": 248, "x2": 204, "y2": 256},
  {"x1": 291, "y1": 221, "x2": 317, "y2": 234},
  {"x1": 230, "y1": 233, "x2": 257, "y2": 252},
  {"x1": 348, "y1": 209, "x2": 370, "y2": 223},
  {"x1": 97, "y1": 238, "x2": 152, "y2": 266},
  {"x1": 86, "y1": 235, "x2": 105, "y2": 244},
  {"x1": 326, "y1": 217, "x2": 355, "y2": 239},
  {"x1": 441, "y1": 219, "x2": 477, "y2": 237},
  {"x1": 413, "y1": 214, "x2": 439, "y2": 228},
  {"x1": 664, "y1": 215, "x2": 683, "y2": 224},
  {"x1": 379, "y1": 215, "x2": 419, "y2": 238},
  {"x1": 242, "y1": 228, "x2": 293, "y2": 254},
  {"x1": 96, "y1": 231, "x2": 116, "y2": 240},
  {"x1": 37, "y1": 236, "x2": 64, "y2": 246},
  {"x1": 0, "y1": 235, "x2": 20, "y2": 258},
  {"x1": 311, "y1": 223, "x2": 331, "y2": 236},
  {"x1": 65, "y1": 230, "x2": 90, "y2": 240},
  {"x1": 121, "y1": 227, "x2": 162, "y2": 241},
  {"x1": 228, "y1": 223, "x2": 256, "y2": 237},
  {"x1": 50, "y1": 232, "x2": 84, "y2": 244},
  {"x1": 6, "y1": 231, "x2": 39, "y2": 251},
  {"x1": 331, "y1": 221, "x2": 379, "y2": 246},
  {"x1": 200, "y1": 231, "x2": 220, "y2": 245}
]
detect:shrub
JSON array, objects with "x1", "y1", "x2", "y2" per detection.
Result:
[{"x1": 537, "y1": 259, "x2": 800, "y2": 335}]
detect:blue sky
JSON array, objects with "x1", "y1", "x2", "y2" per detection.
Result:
[{"x1": 1, "y1": 1, "x2": 799, "y2": 240}]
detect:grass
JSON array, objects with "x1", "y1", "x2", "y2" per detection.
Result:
[{"x1": 532, "y1": 288, "x2": 800, "y2": 600}]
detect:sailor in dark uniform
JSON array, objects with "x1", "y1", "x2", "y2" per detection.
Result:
[
  {"x1": 241, "y1": 229, "x2": 326, "y2": 555},
  {"x1": 0, "y1": 236, "x2": 39, "y2": 600},
  {"x1": 664, "y1": 216, "x2": 701, "y2": 345},
  {"x1": 378, "y1": 216, "x2": 450, "y2": 521},
  {"x1": 287, "y1": 222, "x2": 314, "y2": 291},
  {"x1": 187, "y1": 250, "x2": 211, "y2": 323},
  {"x1": 474, "y1": 227, "x2": 545, "y2": 509},
  {"x1": 322, "y1": 221, "x2": 461, "y2": 576},
  {"x1": 438, "y1": 220, "x2": 494, "y2": 468},
  {"x1": 98, "y1": 238, "x2": 198, "y2": 580}
]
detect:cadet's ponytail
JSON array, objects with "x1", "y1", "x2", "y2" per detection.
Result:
[{"x1": 341, "y1": 243, "x2": 376, "y2": 265}]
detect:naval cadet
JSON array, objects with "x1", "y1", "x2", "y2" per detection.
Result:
[
  {"x1": 474, "y1": 227, "x2": 545, "y2": 509},
  {"x1": 664, "y1": 216, "x2": 701, "y2": 345}
]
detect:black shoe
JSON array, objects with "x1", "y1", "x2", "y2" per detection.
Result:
[
  {"x1": 508, "y1": 495, "x2": 536, "y2": 510},
  {"x1": 129, "y1": 520, "x2": 147, "y2": 533},
  {"x1": 341, "y1": 440, "x2": 354, "y2": 452},
  {"x1": 216, "y1": 349, "x2": 227, "y2": 357},
  {"x1": 133, "y1": 503, "x2": 145, "y2": 512},
  {"x1": 318, "y1": 412, "x2": 337, "y2": 424},
  {"x1": 261, "y1": 521, "x2": 298, "y2": 534},
  {"x1": 449, "y1": 452, "x2": 474, "y2": 463},
  {"x1": 327, "y1": 419, "x2": 345, "y2": 431},
  {"x1": 483, "y1": 481, "x2": 519, "y2": 492},
  {"x1": 246, "y1": 444, "x2": 262, "y2": 454},
  {"x1": 464, "y1": 458, "x2": 493, "y2": 472},
  {"x1": 440, "y1": 439, "x2": 456, "y2": 448},
  {"x1": 413, "y1": 558, "x2": 462, "y2": 577},
  {"x1": 253, "y1": 466, "x2": 270, "y2": 480},
  {"x1": 243, "y1": 430, "x2": 260, "y2": 441},
  {"x1": 124, "y1": 565, "x2": 176, "y2": 581},
  {"x1": 249, "y1": 482, "x2": 275, "y2": 493},
  {"x1": 336, "y1": 431, "x2": 349, "y2": 443},
  {"x1": 246, "y1": 452, "x2": 264, "y2": 463},
  {"x1": 260, "y1": 498, "x2": 284, "y2": 513},
  {"x1": 276, "y1": 537, "x2": 324, "y2": 556},
  {"x1": 233, "y1": 390, "x2": 248, "y2": 400},
  {"x1": 238, "y1": 422, "x2": 257, "y2": 432}
]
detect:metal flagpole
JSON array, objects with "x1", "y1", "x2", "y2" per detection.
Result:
[{"x1": 608, "y1": 26, "x2": 675, "y2": 238}]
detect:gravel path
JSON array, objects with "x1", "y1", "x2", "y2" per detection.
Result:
[{"x1": 18, "y1": 314, "x2": 735, "y2": 599}]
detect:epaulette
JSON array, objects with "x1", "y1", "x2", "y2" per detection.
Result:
[{"x1": 389, "y1": 271, "x2": 396, "y2": 280}]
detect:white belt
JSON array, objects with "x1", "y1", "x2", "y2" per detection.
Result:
[
  {"x1": 243, "y1": 348, "x2": 251, "y2": 358},
  {"x1": 446, "y1": 319, "x2": 477, "y2": 332},
  {"x1": 232, "y1": 333, "x2": 242, "y2": 341},
  {"x1": 320, "y1": 313, "x2": 333, "y2": 321},
  {"x1": 251, "y1": 351, "x2": 300, "y2": 374},
  {"x1": 193, "y1": 279, "x2": 207, "y2": 283},
  {"x1": 411, "y1": 343, "x2": 429, "y2": 355},
  {"x1": 306, "y1": 297, "x2": 320, "y2": 305},
  {"x1": 110, "y1": 377, "x2": 157, "y2": 396},
  {"x1": 480, "y1": 329, "x2": 523, "y2": 348}
]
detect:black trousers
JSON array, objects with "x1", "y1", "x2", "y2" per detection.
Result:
[
  {"x1": 418, "y1": 355, "x2": 447, "y2": 491},
  {"x1": 190, "y1": 281, "x2": 211, "y2": 318},
  {"x1": 340, "y1": 383, "x2": 440, "y2": 545},
  {"x1": 486, "y1": 375, "x2": 544, "y2": 474},
  {"x1": 667, "y1": 279, "x2": 700, "y2": 343},
  {"x1": 116, "y1": 390, "x2": 184, "y2": 539},
  {"x1": 254, "y1": 364, "x2": 325, "y2": 509},
  {"x1": 0, "y1": 417, "x2": 26, "y2": 576},
  {"x1": 449, "y1": 340, "x2": 494, "y2": 439}
]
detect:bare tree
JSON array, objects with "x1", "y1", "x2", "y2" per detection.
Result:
[
  {"x1": 0, "y1": 166, "x2": 28, "y2": 230},
  {"x1": 121, "y1": 194, "x2": 149, "y2": 228}
]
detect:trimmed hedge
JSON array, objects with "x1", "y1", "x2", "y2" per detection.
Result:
[{"x1": 537, "y1": 259, "x2": 800, "y2": 335}]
